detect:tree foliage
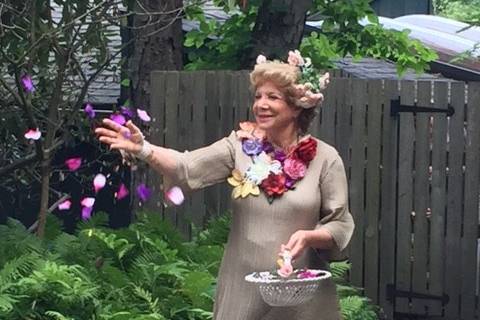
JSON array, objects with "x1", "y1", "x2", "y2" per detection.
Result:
[{"x1": 184, "y1": 0, "x2": 438, "y2": 73}]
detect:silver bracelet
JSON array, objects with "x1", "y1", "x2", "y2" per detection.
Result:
[{"x1": 137, "y1": 140, "x2": 153, "y2": 161}]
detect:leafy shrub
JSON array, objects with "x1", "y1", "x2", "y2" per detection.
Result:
[{"x1": 0, "y1": 212, "x2": 378, "y2": 319}]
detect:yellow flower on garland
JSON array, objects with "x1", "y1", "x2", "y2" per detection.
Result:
[{"x1": 227, "y1": 169, "x2": 260, "y2": 199}]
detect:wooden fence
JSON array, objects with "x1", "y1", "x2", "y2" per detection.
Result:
[{"x1": 143, "y1": 71, "x2": 480, "y2": 320}]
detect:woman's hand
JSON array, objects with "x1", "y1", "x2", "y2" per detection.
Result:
[
  {"x1": 95, "y1": 119, "x2": 144, "y2": 154},
  {"x1": 280, "y1": 230, "x2": 313, "y2": 261}
]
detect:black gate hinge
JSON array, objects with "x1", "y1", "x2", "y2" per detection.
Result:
[
  {"x1": 386, "y1": 284, "x2": 449, "y2": 304},
  {"x1": 390, "y1": 99, "x2": 455, "y2": 117}
]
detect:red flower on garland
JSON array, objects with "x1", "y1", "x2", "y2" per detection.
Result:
[
  {"x1": 294, "y1": 137, "x2": 317, "y2": 162},
  {"x1": 260, "y1": 173, "x2": 287, "y2": 197}
]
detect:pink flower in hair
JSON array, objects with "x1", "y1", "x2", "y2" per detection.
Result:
[
  {"x1": 319, "y1": 72, "x2": 330, "y2": 90},
  {"x1": 287, "y1": 50, "x2": 305, "y2": 67}
]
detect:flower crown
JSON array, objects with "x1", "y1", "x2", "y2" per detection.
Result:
[{"x1": 256, "y1": 50, "x2": 330, "y2": 109}]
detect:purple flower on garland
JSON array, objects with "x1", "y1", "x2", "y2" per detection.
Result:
[
  {"x1": 262, "y1": 141, "x2": 274, "y2": 154},
  {"x1": 285, "y1": 176, "x2": 296, "y2": 189},
  {"x1": 21, "y1": 75, "x2": 35, "y2": 93},
  {"x1": 136, "y1": 183, "x2": 151, "y2": 202},
  {"x1": 242, "y1": 139, "x2": 263, "y2": 156},
  {"x1": 84, "y1": 103, "x2": 95, "y2": 118},
  {"x1": 273, "y1": 150, "x2": 287, "y2": 163}
]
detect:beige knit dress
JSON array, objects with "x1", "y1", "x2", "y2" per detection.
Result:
[{"x1": 169, "y1": 130, "x2": 354, "y2": 320}]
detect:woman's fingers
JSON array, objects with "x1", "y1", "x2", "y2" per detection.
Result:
[
  {"x1": 95, "y1": 127, "x2": 119, "y2": 139},
  {"x1": 102, "y1": 118, "x2": 124, "y2": 132},
  {"x1": 126, "y1": 120, "x2": 142, "y2": 135}
]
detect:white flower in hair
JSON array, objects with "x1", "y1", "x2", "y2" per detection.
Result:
[
  {"x1": 256, "y1": 54, "x2": 267, "y2": 64},
  {"x1": 304, "y1": 57, "x2": 312, "y2": 67},
  {"x1": 318, "y1": 72, "x2": 330, "y2": 91}
]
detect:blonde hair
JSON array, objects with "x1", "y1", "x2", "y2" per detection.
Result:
[{"x1": 249, "y1": 61, "x2": 317, "y2": 134}]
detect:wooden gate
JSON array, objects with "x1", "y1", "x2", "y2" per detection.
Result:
[{"x1": 146, "y1": 72, "x2": 480, "y2": 319}]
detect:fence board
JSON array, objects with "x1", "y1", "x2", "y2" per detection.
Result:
[
  {"x1": 364, "y1": 79, "x2": 383, "y2": 304},
  {"x1": 378, "y1": 80, "x2": 399, "y2": 319},
  {"x1": 177, "y1": 72, "x2": 194, "y2": 237},
  {"x1": 319, "y1": 79, "x2": 337, "y2": 145},
  {"x1": 461, "y1": 82, "x2": 480, "y2": 320},
  {"x1": 164, "y1": 71, "x2": 180, "y2": 227},
  {"x1": 190, "y1": 71, "x2": 207, "y2": 229},
  {"x1": 428, "y1": 82, "x2": 448, "y2": 315},
  {"x1": 219, "y1": 72, "x2": 233, "y2": 216},
  {"x1": 148, "y1": 71, "x2": 166, "y2": 214},
  {"x1": 411, "y1": 81, "x2": 431, "y2": 315},
  {"x1": 444, "y1": 81, "x2": 465, "y2": 319},
  {"x1": 204, "y1": 71, "x2": 221, "y2": 219},
  {"x1": 335, "y1": 78, "x2": 351, "y2": 167},
  {"x1": 349, "y1": 79, "x2": 367, "y2": 287},
  {"x1": 396, "y1": 80, "x2": 415, "y2": 314}
]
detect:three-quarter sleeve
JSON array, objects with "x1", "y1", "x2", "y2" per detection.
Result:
[
  {"x1": 166, "y1": 131, "x2": 237, "y2": 193},
  {"x1": 315, "y1": 153, "x2": 354, "y2": 261}
]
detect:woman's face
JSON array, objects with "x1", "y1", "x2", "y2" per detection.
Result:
[{"x1": 252, "y1": 81, "x2": 300, "y2": 133}]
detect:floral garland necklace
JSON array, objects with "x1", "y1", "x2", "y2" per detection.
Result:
[{"x1": 227, "y1": 122, "x2": 317, "y2": 204}]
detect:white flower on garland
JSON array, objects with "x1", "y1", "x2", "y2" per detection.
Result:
[{"x1": 246, "y1": 152, "x2": 282, "y2": 185}]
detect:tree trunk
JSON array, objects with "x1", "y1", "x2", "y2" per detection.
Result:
[
  {"x1": 241, "y1": 0, "x2": 312, "y2": 68},
  {"x1": 36, "y1": 158, "x2": 51, "y2": 238},
  {"x1": 130, "y1": 0, "x2": 184, "y2": 108}
]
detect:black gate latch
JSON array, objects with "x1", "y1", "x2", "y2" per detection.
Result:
[
  {"x1": 390, "y1": 99, "x2": 455, "y2": 117},
  {"x1": 386, "y1": 284, "x2": 450, "y2": 304}
]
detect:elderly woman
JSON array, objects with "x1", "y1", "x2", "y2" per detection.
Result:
[{"x1": 96, "y1": 51, "x2": 354, "y2": 320}]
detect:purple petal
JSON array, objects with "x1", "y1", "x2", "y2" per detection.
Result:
[
  {"x1": 82, "y1": 206, "x2": 93, "y2": 220},
  {"x1": 93, "y1": 173, "x2": 106, "y2": 193},
  {"x1": 136, "y1": 183, "x2": 152, "y2": 202},
  {"x1": 121, "y1": 106, "x2": 134, "y2": 118},
  {"x1": 65, "y1": 157, "x2": 82, "y2": 171},
  {"x1": 165, "y1": 186, "x2": 184, "y2": 205},
  {"x1": 24, "y1": 128, "x2": 41, "y2": 140},
  {"x1": 110, "y1": 114, "x2": 126, "y2": 126},
  {"x1": 58, "y1": 200, "x2": 72, "y2": 211},
  {"x1": 84, "y1": 103, "x2": 95, "y2": 118},
  {"x1": 21, "y1": 75, "x2": 35, "y2": 93},
  {"x1": 137, "y1": 109, "x2": 151, "y2": 122},
  {"x1": 116, "y1": 183, "x2": 129, "y2": 200}
]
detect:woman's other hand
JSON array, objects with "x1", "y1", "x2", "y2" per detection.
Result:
[
  {"x1": 280, "y1": 230, "x2": 313, "y2": 261},
  {"x1": 95, "y1": 119, "x2": 144, "y2": 154}
]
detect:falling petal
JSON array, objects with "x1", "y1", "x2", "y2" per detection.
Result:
[
  {"x1": 93, "y1": 173, "x2": 106, "y2": 193},
  {"x1": 110, "y1": 113, "x2": 126, "y2": 125},
  {"x1": 21, "y1": 75, "x2": 35, "y2": 93},
  {"x1": 84, "y1": 103, "x2": 95, "y2": 118},
  {"x1": 136, "y1": 183, "x2": 151, "y2": 202},
  {"x1": 165, "y1": 186, "x2": 184, "y2": 205},
  {"x1": 24, "y1": 128, "x2": 41, "y2": 140},
  {"x1": 58, "y1": 200, "x2": 72, "y2": 210},
  {"x1": 121, "y1": 106, "x2": 134, "y2": 118},
  {"x1": 82, "y1": 206, "x2": 93, "y2": 220},
  {"x1": 81, "y1": 197, "x2": 95, "y2": 208},
  {"x1": 116, "y1": 183, "x2": 129, "y2": 200},
  {"x1": 122, "y1": 131, "x2": 132, "y2": 139},
  {"x1": 65, "y1": 157, "x2": 82, "y2": 171},
  {"x1": 137, "y1": 108, "x2": 151, "y2": 122}
]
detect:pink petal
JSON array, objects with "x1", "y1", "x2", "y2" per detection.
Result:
[
  {"x1": 24, "y1": 128, "x2": 41, "y2": 140},
  {"x1": 58, "y1": 200, "x2": 72, "y2": 210},
  {"x1": 81, "y1": 197, "x2": 95, "y2": 208},
  {"x1": 136, "y1": 109, "x2": 151, "y2": 122},
  {"x1": 82, "y1": 206, "x2": 93, "y2": 220},
  {"x1": 165, "y1": 186, "x2": 184, "y2": 206},
  {"x1": 115, "y1": 183, "x2": 129, "y2": 200},
  {"x1": 110, "y1": 114, "x2": 126, "y2": 125},
  {"x1": 65, "y1": 157, "x2": 82, "y2": 171},
  {"x1": 93, "y1": 173, "x2": 106, "y2": 193}
]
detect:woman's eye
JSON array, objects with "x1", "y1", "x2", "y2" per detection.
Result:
[{"x1": 254, "y1": 95, "x2": 261, "y2": 100}]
